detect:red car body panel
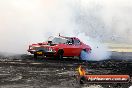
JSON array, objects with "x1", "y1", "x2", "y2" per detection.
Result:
[{"x1": 28, "y1": 36, "x2": 91, "y2": 57}]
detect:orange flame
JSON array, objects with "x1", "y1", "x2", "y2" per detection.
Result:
[{"x1": 78, "y1": 65, "x2": 86, "y2": 76}]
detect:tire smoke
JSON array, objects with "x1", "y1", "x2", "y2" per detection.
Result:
[
  {"x1": 78, "y1": 33, "x2": 111, "y2": 61},
  {"x1": 0, "y1": 0, "x2": 131, "y2": 61}
]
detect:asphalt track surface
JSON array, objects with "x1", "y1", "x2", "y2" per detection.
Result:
[{"x1": 0, "y1": 52, "x2": 131, "y2": 88}]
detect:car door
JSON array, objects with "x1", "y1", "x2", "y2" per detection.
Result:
[
  {"x1": 63, "y1": 38, "x2": 75, "y2": 56},
  {"x1": 72, "y1": 38, "x2": 82, "y2": 56}
]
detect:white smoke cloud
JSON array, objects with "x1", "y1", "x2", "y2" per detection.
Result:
[
  {"x1": 75, "y1": 0, "x2": 132, "y2": 43},
  {"x1": 78, "y1": 33, "x2": 111, "y2": 61},
  {"x1": 0, "y1": 0, "x2": 75, "y2": 54},
  {"x1": 0, "y1": 0, "x2": 131, "y2": 61}
]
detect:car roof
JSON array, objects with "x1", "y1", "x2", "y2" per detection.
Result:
[{"x1": 59, "y1": 36, "x2": 77, "y2": 39}]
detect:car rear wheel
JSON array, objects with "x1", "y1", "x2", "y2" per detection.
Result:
[{"x1": 79, "y1": 50, "x2": 89, "y2": 61}]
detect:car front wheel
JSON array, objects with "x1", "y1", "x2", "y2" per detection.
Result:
[
  {"x1": 56, "y1": 49, "x2": 64, "y2": 60},
  {"x1": 34, "y1": 54, "x2": 37, "y2": 59}
]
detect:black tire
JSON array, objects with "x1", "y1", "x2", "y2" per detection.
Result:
[
  {"x1": 34, "y1": 54, "x2": 37, "y2": 59},
  {"x1": 56, "y1": 49, "x2": 64, "y2": 60}
]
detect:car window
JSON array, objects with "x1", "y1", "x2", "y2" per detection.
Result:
[
  {"x1": 74, "y1": 39, "x2": 81, "y2": 45},
  {"x1": 52, "y1": 37, "x2": 67, "y2": 44},
  {"x1": 66, "y1": 38, "x2": 73, "y2": 45}
]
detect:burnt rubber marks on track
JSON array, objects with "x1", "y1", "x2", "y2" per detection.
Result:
[{"x1": 0, "y1": 52, "x2": 131, "y2": 88}]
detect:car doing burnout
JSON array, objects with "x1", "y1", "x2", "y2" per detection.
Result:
[{"x1": 27, "y1": 35, "x2": 91, "y2": 60}]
